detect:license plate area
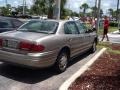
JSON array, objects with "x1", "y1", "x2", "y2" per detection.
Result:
[{"x1": 3, "y1": 40, "x2": 18, "y2": 49}]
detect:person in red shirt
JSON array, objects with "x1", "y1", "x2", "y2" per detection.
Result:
[{"x1": 101, "y1": 16, "x2": 109, "y2": 41}]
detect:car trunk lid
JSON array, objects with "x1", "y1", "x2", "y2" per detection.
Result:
[
  {"x1": 0, "y1": 31, "x2": 49, "y2": 53},
  {"x1": 0, "y1": 31, "x2": 49, "y2": 41}
]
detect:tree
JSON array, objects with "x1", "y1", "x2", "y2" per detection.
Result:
[
  {"x1": 80, "y1": 3, "x2": 89, "y2": 16},
  {"x1": 31, "y1": 0, "x2": 67, "y2": 19},
  {"x1": 114, "y1": 9, "x2": 120, "y2": 21},
  {"x1": 31, "y1": 0, "x2": 48, "y2": 15},
  {"x1": 60, "y1": 0, "x2": 67, "y2": 19},
  {"x1": 63, "y1": 9, "x2": 72, "y2": 17},
  {"x1": 91, "y1": 6, "x2": 97, "y2": 17},
  {"x1": 108, "y1": 8, "x2": 114, "y2": 17},
  {"x1": 0, "y1": 4, "x2": 11, "y2": 16},
  {"x1": 48, "y1": 0, "x2": 67, "y2": 19},
  {"x1": 47, "y1": 0, "x2": 54, "y2": 18},
  {"x1": 16, "y1": 6, "x2": 28, "y2": 14},
  {"x1": 71, "y1": 12, "x2": 79, "y2": 17}
]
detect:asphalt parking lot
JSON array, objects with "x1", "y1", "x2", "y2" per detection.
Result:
[{"x1": 0, "y1": 51, "x2": 98, "y2": 90}]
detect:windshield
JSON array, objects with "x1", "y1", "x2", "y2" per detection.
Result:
[{"x1": 18, "y1": 20, "x2": 58, "y2": 34}]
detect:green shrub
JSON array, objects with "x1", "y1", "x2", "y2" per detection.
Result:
[{"x1": 110, "y1": 22, "x2": 118, "y2": 27}]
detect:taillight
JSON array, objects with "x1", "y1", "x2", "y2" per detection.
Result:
[
  {"x1": 19, "y1": 41, "x2": 45, "y2": 52},
  {"x1": 31, "y1": 44, "x2": 45, "y2": 52},
  {"x1": 19, "y1": 42, "x2": 32, "y2": 51},
  {"x1": 0, "y1": 38, "x2": 3, "y2": 47}
]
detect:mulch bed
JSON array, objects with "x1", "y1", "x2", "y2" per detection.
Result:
[
  {"x1": 110, "y1": 44, "x2": 120, "y2": 50},
  {"x1": 69, "y1": 44, "x2": 120, "y2": 90}
]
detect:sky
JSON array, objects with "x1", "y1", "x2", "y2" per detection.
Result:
[
  {"x1": 65, "y1": 0, "x2": 119, "y2": 14},
  {"x1": 0, "y1": 0, "x2": 119, "y2": 14},
  {"x1": 0, "y1": 0, "x2": 33, "y2": 7}
]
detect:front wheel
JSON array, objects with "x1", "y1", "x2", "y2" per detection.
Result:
[{"x1": 55, "y1": 51, "x2": 68, "y2": 73}]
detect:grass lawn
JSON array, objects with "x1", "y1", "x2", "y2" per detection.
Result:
[
  {"x1": 85, "y1": 22, "x2": 118, "y2": 35},
  {"x1": 98, "y1": 26, "x2": 118, "y2": 35},
  {"x1": 97, "y1": 41, "x2": 120, "y2": 54}
]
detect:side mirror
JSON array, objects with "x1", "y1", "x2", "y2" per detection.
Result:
[
  {"x1": 92, "y1": 28, "x2": 97, "y2": 32},
  {"x1": 85, "y1": 29, "x2": 92, "y2": 33}
]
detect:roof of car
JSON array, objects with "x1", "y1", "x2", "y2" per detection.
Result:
[
  {"x1": 27, "y1": 19, "x2": 82, "y2": 23},
  {"x1": 0, "y1": 16, "x2": 18, "y2": 20}
]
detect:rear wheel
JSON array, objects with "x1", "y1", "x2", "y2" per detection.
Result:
[
  {"x1": 90, "y1": 41, "x2": 97, "y2": 53},
  {"x1": 55, "y1": 51, "x2": 68, "y2": 73}
]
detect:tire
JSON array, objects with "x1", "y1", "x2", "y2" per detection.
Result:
[
  {"x1": 90, "y1": 41, "x2": 97, "y2": 53},
  {"x1": 55, "y1": 51, "x2": 68, "y2": 73}
]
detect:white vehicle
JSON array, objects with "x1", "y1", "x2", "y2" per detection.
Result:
[
  {"x1": 40, "y1": 15, "x2": 48, "y2": 20},
  {"x1": 68, "y1": 16, "x2": 80, "y2": 21}
]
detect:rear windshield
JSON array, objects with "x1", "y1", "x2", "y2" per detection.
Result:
[{"x1": 18, "y1": 20, "x2": 58, "y2": 34}]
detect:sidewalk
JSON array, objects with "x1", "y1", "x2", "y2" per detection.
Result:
[{"x1": 99, "y1": 30, "x2": 120, "y2": 43}]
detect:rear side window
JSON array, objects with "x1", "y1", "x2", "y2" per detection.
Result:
[
  {"x1": 64, "y1": 22, "x2": 79, "y2": 34},
  {"x1": 0, "y1": 20, "x2": 13, "y2": 28},
  {"x1": 18, "y1": 21, "x2": 58, "y2": 34}
]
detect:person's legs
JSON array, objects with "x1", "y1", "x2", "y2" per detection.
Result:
[
  {"x1": 101, "y1": 29, "x2": 106, "y2": 41},
  {"x1": 101, "y1": 34, "x2": 105, "y2": 41},
  {"x1": 102, "y1": 29, "x2": 109, "y2": 41},
  {"x1": 106, "y1": 34, "x2": 109, "y2": 41},
  {"x1": 106, "y1": 29, "x2": 109, "y2": 41}
]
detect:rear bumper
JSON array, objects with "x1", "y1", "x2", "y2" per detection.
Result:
[{"x1": 0, "y1": 50, "x2": 57, "y2": 68}]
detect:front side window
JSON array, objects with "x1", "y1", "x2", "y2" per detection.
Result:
[
  {"x1": 75, "y1": 21, "x2": 87, "y2": 34},
  {"x1": 64, "y1": 22, "x2": 79, "y2": 34},
  {"x1": 0, "y1": 20, "x2": 13, "y2": 28},
  {"x1": 18, "y1": 20, "x2": 58, "y2": 34}
]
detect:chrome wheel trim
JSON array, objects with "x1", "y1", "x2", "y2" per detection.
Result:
[{"x1": 58, "y1": 54, "x2": 67, "y2": 71}]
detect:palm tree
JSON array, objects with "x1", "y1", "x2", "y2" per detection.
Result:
[{"x1": 80, "y1": 3, "x2": 89, "y2": 16}]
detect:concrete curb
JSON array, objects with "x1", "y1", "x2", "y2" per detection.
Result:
[{"x1": 59, "y1": 48, "x2": 107, "y2": 90}]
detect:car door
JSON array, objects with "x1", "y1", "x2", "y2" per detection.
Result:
[
  {"x1": 64, "y1": 21, "x2": 81, "y2": 57},
  {"x1": 89, "y1": 29, "x2": 97, "y2": 47},
  {"x1": 82, "y1": 22, "x2": 94, "y2": 50},
  {"x1": 75, "y1": 21, "x2": 91, "y2": 51}
]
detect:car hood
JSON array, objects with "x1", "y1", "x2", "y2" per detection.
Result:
[{"x1": 0, "y1": 31, "x2": 49, "y2": 41}]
